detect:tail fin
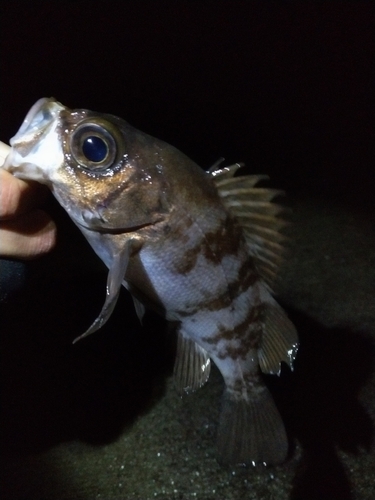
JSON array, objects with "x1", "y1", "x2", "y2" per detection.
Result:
[{"x1": 217, "y1": 385, "x2": 288, "y2": 466}]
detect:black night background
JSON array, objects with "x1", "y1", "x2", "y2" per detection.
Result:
[
  {"x1": 1, "y1": 2, "x2": 373, "y2": 205},
  {"x1": 1, "y1": 3, "x2": 374, "y2": 500}
]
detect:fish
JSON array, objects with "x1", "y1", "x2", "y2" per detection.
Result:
[{"x1": 3, "y1": 97, "x2": 298, "y2": 466}]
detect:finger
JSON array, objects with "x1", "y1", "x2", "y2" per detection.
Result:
[
  {"x1": 0, "y1": 209, "x2": 57, "y2": 259},
  {"x1": 0, "y1": 169, "x2": 50, "y2": 219}
]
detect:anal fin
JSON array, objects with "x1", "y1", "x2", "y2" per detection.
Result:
[
  {"x1": 217, "y1": 385, "x2": 288, "y2": 466},
  {"x1": 173, "y1": 330, "x2": 211, "y2": 395}
]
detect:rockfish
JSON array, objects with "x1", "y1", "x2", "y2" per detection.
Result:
[{"x1": 3, "y1": 98, "x2": 298, "y2": 466}]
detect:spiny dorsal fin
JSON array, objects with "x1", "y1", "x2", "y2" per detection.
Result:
[
  {"x1": 210, "y1": 164, "x2": 287, "y2": 289},
  {"x1": 207, "y1": 159, "x2": 243, "y2": 179}
]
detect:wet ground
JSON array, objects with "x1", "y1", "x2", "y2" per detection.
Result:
[{"x1": 1, "y1": 195, "x2": 374, "y2": 500}]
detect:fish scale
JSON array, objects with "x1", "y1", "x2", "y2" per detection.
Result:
[{"x1": 3, "y1": 98, "x2": 298, "y2": 466}]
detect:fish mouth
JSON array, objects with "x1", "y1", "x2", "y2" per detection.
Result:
[
  {"x1": 77, "y1": 211, "x2": 164, "y2": 234},
  {"x1": 4, "y1": 97, "x2": 66, "y2": 184},
  {"x1": 11, "y1": 98, "x2": 63, "y2": 143}
]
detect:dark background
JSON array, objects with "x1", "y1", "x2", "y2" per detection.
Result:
[
  {"x1": 1, "y1": 1, "x2": 374, "y2": 208},
  {"x1": 1, "y1": 4, "x2": 374, "y2": 499}
]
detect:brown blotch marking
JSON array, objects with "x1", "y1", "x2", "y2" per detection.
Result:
[
  {"x1": 173, "y1": 215, "x2": 246, "y2": 277},
  {"x1": 173, "y1": 244, "x2": 202, "y2": 275},
  {"x1": 203, "y1": 260, "x2": 258, "y2": 312},
  {"x1": 219, "y1": 302, "x2": 263, "y2": 342},
  {"x1": 166, "y1": 209, "x2": 202, "y2": 275},
  {"x1": 201, "y1": 215, "x2": 244, "y2": 265},
  {"x1": 174, "y1": 307, "x2": 199, "y2": 318},
  {"x1": 217, "y1": 325, "x2": 262, "y2": 360},
  {"x1": 174, "y1": 258, "x2": 259, "y2": 318},
  {"x1": 203, "y1": 303, "x2": 265, "y2": 360},
  {"x1": 233, "y1": 258, "x2": 259, "y2": 297}
]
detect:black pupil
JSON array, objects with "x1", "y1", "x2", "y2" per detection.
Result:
[{"x1": 82, "y1": 136, "x2": 108, "y2": 163}]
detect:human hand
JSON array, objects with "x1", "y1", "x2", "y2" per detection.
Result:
[{"x1": 0, "y1": 169, "x2": 56, "y2": 259}]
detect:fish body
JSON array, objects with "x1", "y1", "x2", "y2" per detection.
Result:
[{"x1": 4, "y1": 98, "x2": 298, "y2": 466}]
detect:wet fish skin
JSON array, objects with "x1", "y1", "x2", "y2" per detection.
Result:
[{"x1": 3, "y1": 98, "x2": 298, "y2": 466}]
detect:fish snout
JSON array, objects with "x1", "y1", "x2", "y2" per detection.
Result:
[{"x1": 3, "y1": 98, "x2": 65, "y2": 183}]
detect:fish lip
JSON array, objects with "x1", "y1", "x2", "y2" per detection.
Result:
[
  {"x1": 75, "y1": 216, "x2": 165, "y2": 234},
  {"x1": 76, "y1": 220, "x2": 158, "y2": 234},
  {"x1": 4, "y1": 98, "x2": 66, "y2": 183},
  {"x1": 10, "y1": 97, "x2": 65, "y2": 147},
  {"x1": 11, "y1": 98, "x2": 54, "y2": 140}
]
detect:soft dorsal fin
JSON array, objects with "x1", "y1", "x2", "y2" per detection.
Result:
[
  {"x1": 258, "y1": 299, "x2": 299, "y2": 375},
  {"x1": 210, "y1": 164, "x2": 287, "y2": 289}
]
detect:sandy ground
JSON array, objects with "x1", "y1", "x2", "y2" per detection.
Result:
[{"x1": 1, "y1": 195, "x2": 374, "y2": 500}]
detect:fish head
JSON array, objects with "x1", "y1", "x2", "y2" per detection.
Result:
[{"x1": 4, "y1": 98, "x2": 170, "y2": 232}]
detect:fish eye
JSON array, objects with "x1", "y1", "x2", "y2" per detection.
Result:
[
  {"x1": 70, "y1": 120, "x2": 121, "y2": 172},
  {"x1": 82, "y1": 135, "x2": 108, "y2": 163}
]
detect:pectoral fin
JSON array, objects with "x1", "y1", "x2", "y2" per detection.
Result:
[{"x1": 73, "y1": 239, "x2": 133, "y2": 343}]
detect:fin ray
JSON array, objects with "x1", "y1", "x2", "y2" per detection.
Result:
[
  {"x1": 73, "y1": 239, "x2": 134, "y2": 343},
  {"x1": 215, "y1": 173, "x2": 269, "y2": 188},
  {"x1": 228, "y1": 201, "x2": 286, "y2": 218},
  {"x1": 211, "y1": 165, "x2": 288, "y2": 289},
  {"x1": 217, "y1": 386, "x2": 288, "y2": 466},
  {"x1": 259, "y1": 302, "x2": 299, "y2": 375},
  {"x1": 173, "y1": 330, "x2": 211, "y2": 394},
  {"x1": 218, "y1": 182, "x2": 282, "y2": 201},
  {"x1": 236, "y1": 216, "x2": 289, "y2": 233},
  {"x1": 132, "y1": 295, "x2": 146, "y2": 324}
]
